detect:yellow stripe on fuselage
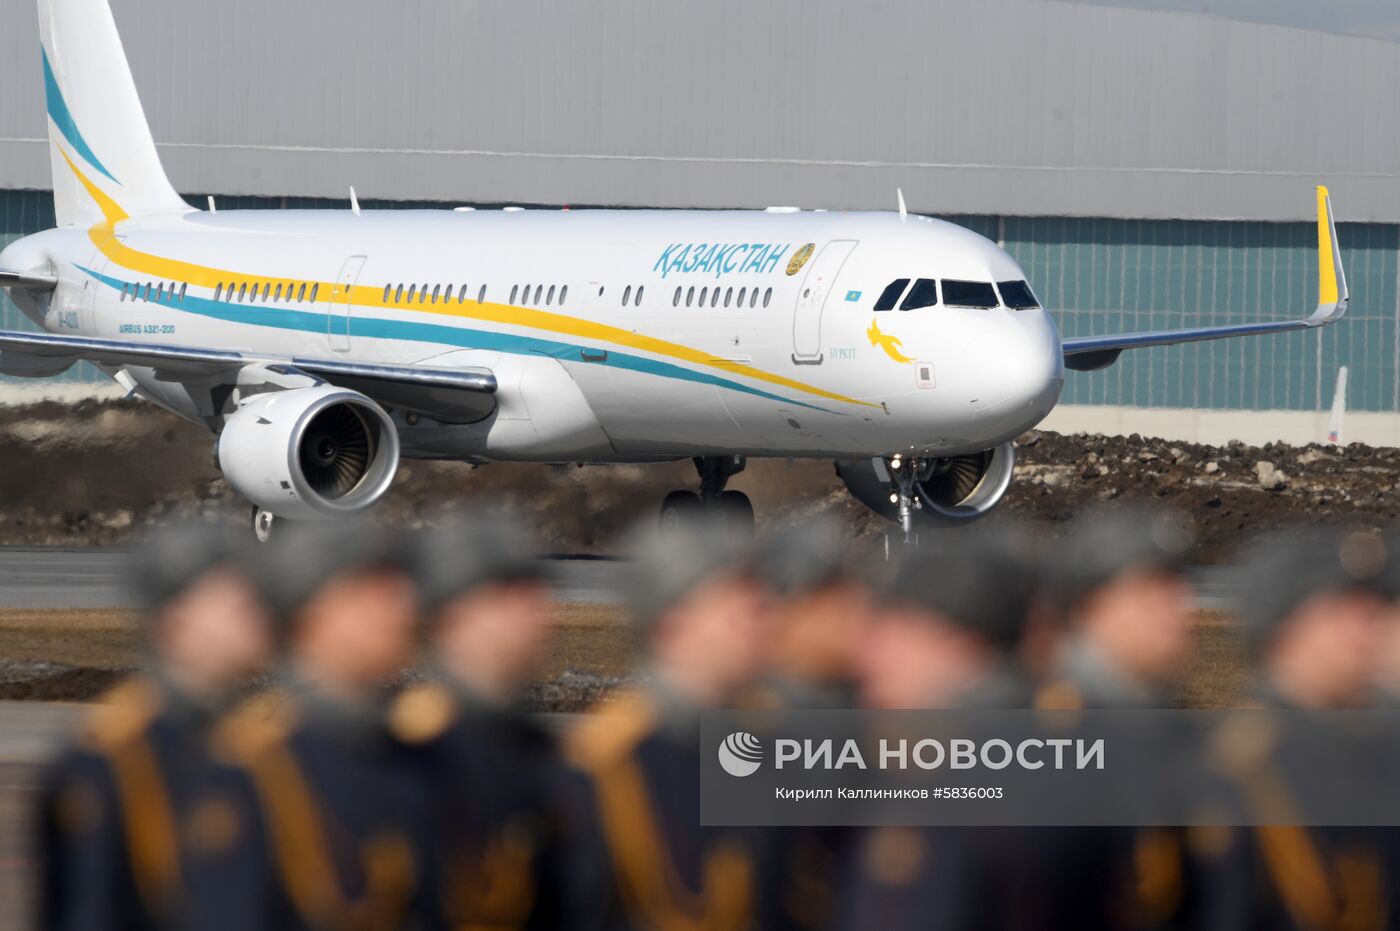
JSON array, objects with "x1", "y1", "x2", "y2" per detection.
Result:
[{"x1": 62, "y1": 149, "x2": 876, "y2": 410}]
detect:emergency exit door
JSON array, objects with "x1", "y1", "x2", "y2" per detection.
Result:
[
  {"x1": 791, "y1": 240, "x2": 858, "y2": 364},
  {"x1": 327, "y1": 255, "x2": 366, "y2": 352}
]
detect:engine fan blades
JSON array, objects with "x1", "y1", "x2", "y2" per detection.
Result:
[
  {"x1": 299, "y1": 404, "x2": 373, "y2": 499},
  {"x1": 923, "y1": 451, "x2": 992, "y2": 507}
]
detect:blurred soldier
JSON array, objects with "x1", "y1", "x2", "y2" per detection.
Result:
[
  {"x1": 38, "y1": 523, "x2": 273, "y2": 931},
  {"x1": 843, "y1": 529, "x2": 1050, "y2": 931},
  {"x1": 751, "y1": 518, "x2": 874, "y2": 931},
  {"x1": 756, "y1": 516, "x2": 874, "y2": 710},
  {"x1": 390, "y1": 516, "x2": 565, "y2": 930},
  {"x1": 1040, "y1": 508, "x2": 1196, "y2": 711},
  {"x1": 564, "y1": 517, "x2": 771, "y2": 931},
  {"x1": 1038, "y1": 509, "x2": 1204, "y2": 931},
  {"x1": 197, "y1": 523, "x2": 431, "y2": 931},
  {"x1": 1199, "y1": 528, "x2": 1389, "y2": 931}
]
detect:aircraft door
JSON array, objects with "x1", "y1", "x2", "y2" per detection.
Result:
[
  {"x1": 791, "y1": 240, "x2": 858, "y2": 364},
  {"x1": 327, "y1": 255, "x2": 367, "y2": 351}
]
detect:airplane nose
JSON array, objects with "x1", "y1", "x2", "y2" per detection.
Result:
[{"x1": 960, "y1": 313, "x2": 1063, "y2": 430}]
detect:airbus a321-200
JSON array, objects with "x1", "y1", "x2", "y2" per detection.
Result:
[{"x1": 0, "y1": 0, "x2": 1349, "y2": 541}]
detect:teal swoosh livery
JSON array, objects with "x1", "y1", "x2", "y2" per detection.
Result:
[
  {"x1": 42, "y1": 49, "x2": 119, "y2": 185},
  {"x1": 76, "y1": 265, "x2": 836, "y2": 414}
]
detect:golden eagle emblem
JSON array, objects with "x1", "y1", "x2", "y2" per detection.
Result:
[
  {"x1": 866, "y1": 318, "x2": 914, "y2": 364},
  {"x1": 786, "y1": 242, "x2": 815, "y2": 276}
]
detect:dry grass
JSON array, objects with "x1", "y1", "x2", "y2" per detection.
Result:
[{"x1": 0, "y1": 606, "x2": 1246, "y2": 706}]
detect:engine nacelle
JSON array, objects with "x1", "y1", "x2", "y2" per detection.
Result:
[
  {"x1": 836, "y1": 443, "x2": 1016, "y2": 526},
  {"x1": 216, "y1": 385, "x2": 400, "y2": 520}
]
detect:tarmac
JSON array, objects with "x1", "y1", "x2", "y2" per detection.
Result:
[{"x1": 0, "y1": 546, "x2": 626, "y2": 609}]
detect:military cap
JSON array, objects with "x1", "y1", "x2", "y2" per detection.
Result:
[
  {"x1": 755, "y1": 516, "x2": 858, "y2": 597},
  {"x1": 132, "y1": 522, "x2": 245, "y2": 616},
  {"x1": 880, "y1": 526, "x2": 1036, "y2": 651},
  {"x1": 623, "y1": 515, "x2": 758, "y2": 633},
  {"x1": 413, "y1": 513, "x2": 549, "y2": 617},
  {"x1": 1237, "y1": 527, "x2": 1388, "y2": 653},
  {"x1": 258, "y1": 519, "x2": 412, "y2": 623},
  {"x1": 1051, "y1": 507, "x2": 1194, "y2": 615}
]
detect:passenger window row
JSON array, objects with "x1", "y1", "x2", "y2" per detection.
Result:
[
  {"x1": 212, "y1": 280, "x2": 318, "y2": 304},
  {"x1": 672, "y1": 284, "x2": 773, "y2": 310},
  {"x1": 508, "y1": 283, "x2": 567, "y2": 307},
  {"x1": 120, "y1": 281, "x2": 189, "y2": 303},
  {"x1": 385, "y1": 282, "x2": 488, "y2": 306},
  {"x1": 872, "y1": 278, "x2": 1039, "y2": 311}
]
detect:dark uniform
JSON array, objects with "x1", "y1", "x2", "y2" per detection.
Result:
[
  {"x1": 39, "y1": 675, "x2": 234, "y2": 931},
  {"x1": 201, "y1": 685, "x2": 433, "y2": 931},
  {"x1": 37, "y1": 525, "x2": 268, "y2": 931},
  {"x1": 565, "y1": 685, "x2": 760, "y2": 931}
]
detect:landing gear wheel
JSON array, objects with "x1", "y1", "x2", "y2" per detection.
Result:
[
  {"x1": 714, "y1": 490, "x2": 755, "y2": 534},
  {"x1": 658, "y1": 491, "x2": 702, "y2": 532},
  {"x1": 251, "y1": 507, "x2": 276, "y2": 544}
]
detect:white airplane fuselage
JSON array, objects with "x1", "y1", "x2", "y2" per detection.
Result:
[{"x1": 8, "y1": 207, "x2": 1065, "y2": 463}]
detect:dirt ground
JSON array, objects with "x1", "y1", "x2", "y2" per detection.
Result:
[{"x1": 2, "y1": 400, "x2": 1398, "y2": 556}]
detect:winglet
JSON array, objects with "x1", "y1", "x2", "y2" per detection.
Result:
[{"x1": 1311, "y1": 185, "x2": 1348, "y2": 324}]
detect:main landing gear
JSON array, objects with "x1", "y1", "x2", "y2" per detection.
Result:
[{"x1": 659, "y1": 455, "x2": 754, "y2": 533}]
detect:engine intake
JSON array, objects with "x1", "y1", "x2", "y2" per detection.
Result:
[
  {"x1": 836, "y1": 443, "x2": 1016, "y2": 526},
  {"x1": 217, "y1": 385, "x2": 399, "y2": 520}
]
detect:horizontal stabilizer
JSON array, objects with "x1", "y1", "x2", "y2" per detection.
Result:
[{"x1": 0, "y1": 270, "x2": 58, "y2": 291}]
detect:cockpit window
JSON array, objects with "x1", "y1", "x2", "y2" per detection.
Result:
[
  {"x1": 941, "y1": 280, "x2": 998, "y2": 309},
  {"x1": 997, "y1": 280, "x2": 1039, "y2": 309},
  {"x1": 873, "y1": 278, "x2": 910, "y2": 312},
  {"x1": 899, "y1": 278, "x2": 938, "y2": 311}
]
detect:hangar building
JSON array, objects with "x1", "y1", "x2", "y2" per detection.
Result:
[{"x1": 2, "y1": 0, "x2": 1398, "y2": 444}]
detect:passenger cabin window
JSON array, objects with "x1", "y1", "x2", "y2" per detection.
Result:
[
  {"x1": 298, "y1": 284, "x2": 307, "y2": 302},
  {"x1": 941, "y1": 280, "x2": 999, "y2": 309},
  {"x1": 873, "y1": 278, "x2": 910, "y2": 311},
  {"x1": 723, "y1": 287, "x2": 732, "y2": 308},
  {"x1": 686, "y1": 286, "x2": 695, "y2": 307},
  {"x1": 179, "y1": 284, "x2": 187, "y2": 302},
  {"x1": 310, "y1": 284, "x2": 319, "y2": 302},
  {"x1": 237, "y1": 283, "x2": 247, "y2": 302},
  {"x1": 622, "y1": 285, "x2": 632, "y2": 306},
  {"x1": 559, "y1": 285, "x2": 567, "y2": 305},
  {"x1": 635, "y1": 285, "x2": 644, "y2": 306},
  {"x1": 509, "y1": 285, "x2": 518, "y2": 304},
  {"x1": 899, "y1": 278, "x2": 938, "y2": 311},
  {"x1": 673, "y1": 286, "x2": 682, "y2": 307},
  {"x1": 997, "y1": 280, "x2": 1040, "y2": 309},
  {"x1": 478, "y1": 285, "x2": 487, "y2": 304},
  {"x1": 212, "y1": 284, "x2": 221, "y2": 302},
  {"x1": 458, "y1": 284, "x2": 469, "y2": 303},
  {"x1": 763, "y1": 287, "x2": 772, "y2": 308},
  {"x1": 749, "y1": 288, "x2": 758, "y2": 309}
]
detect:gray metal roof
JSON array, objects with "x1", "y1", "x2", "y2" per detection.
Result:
[{"x1": 2, "y1": 0, "x2": 1397, "y2": 222}]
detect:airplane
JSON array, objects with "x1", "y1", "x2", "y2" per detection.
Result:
[{"x1": 0, "y1": 0, "x2": 1349, "y2": 542}]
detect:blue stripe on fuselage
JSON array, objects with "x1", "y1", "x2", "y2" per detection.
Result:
[{"x1": 77, "y1": 265, "x2": 833, "y2": 414}]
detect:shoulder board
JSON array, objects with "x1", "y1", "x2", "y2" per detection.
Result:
[
  {"x1": 211, "y1": 688, "x2": 296, "y2": 763},
  {"x1": 1034, "y1": 679, "x2": 1085, "y2": 711},
  {"x1": 81, "y1": 677, "x2": 163, "y2": 749},
  {"x1": 564, "y1": 689, "x2": 657, "y2": 770},
  {"x1": 388, "y1": 683, "x2": 458, "y2": 745}
]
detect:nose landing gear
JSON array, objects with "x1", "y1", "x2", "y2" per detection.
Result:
[
  {"x1": 886, "y1": 455, "x2": 934, "y2": 545},
  {"x1": 658, "y1": 455, "x2": 754, "y2": 533}
]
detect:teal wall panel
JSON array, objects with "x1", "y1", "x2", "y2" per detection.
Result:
[{"x1": 3, "y1": 190, "x2": 1397, "y2": 413}]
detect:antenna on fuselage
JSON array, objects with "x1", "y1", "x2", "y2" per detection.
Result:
[
  {"x1": 896, "y1": 188, "x2": 907, "y2": 223},
  {"x1": 349, "y1": 186, "x2": 361, "y2": 216}
]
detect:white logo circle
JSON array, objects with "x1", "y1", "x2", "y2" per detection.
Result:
[{"x1": 718, "y1": 731, "x2": 763, "y2": 777}]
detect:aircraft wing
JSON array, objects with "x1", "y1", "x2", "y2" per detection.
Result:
[
  {"x1": 1061, "y1": 187, "x2": 1347, "y2": 372},
  {"x1": 0, "y1": 329, "x2": 497, "y2": 423}
]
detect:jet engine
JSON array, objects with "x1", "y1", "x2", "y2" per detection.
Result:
[
  {"x1": 216, "y1": 385, "x2": 400, "y2": 520},
  {"x1": 835, "y1": 443, "x2": 1016, "y2": 526}
]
